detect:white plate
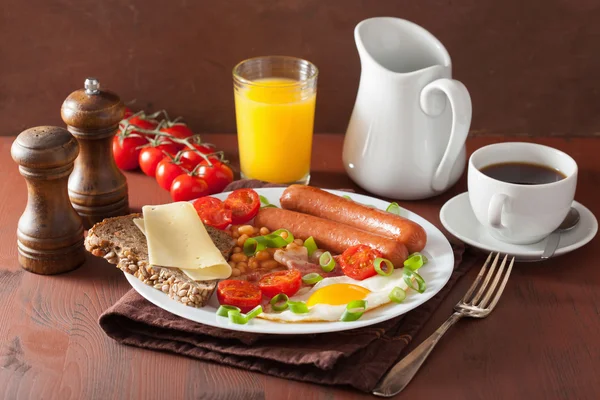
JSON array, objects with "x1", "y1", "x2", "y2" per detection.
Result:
[
  {"x1": 125, "y1": 188, "x2": 454, "y2": 335},
  {"x1": 440, "y1": 192, "x2": 598, "y2": 262}
]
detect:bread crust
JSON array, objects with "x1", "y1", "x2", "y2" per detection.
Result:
[{"x1": 85, "y1": 214, "x2": 234, "y2": 308}]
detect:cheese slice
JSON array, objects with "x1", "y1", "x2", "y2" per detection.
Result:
[{"x1": 134, "y1": 202, "x2": 231, "y2": 281}]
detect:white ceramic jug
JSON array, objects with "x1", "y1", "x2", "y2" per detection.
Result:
[{"x1": 343, "y1": 17, "x2": 472, "y2": 200}]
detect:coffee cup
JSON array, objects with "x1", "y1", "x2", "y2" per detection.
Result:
[{"x1": 468, "y1": 142, "x2": 577, "y2": 244}]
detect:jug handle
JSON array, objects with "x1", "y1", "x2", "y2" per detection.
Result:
[{"x1": 420, "y1": 78, "x2": 472, "y2": 192}]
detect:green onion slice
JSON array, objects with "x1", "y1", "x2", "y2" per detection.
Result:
[
  {"x1": 404, "y1": 252, "x2": 428, "y2": 271},
  {"x1": 216, "y1": 305, "x2": 241, "y2": 317},
  {"x1": 404, "y1": 270, "x2": 426, "y2": 294},
  {"x1": 340, "y1": 300, "x2": 367, "y2": 322},
  {"x1": 374, "y1": 258, "x2": 394, "y2": 276},
  {"x1": 243, "y1": 236, "x2": 268, "y2": 256},
  {"x1": 287, "y1": 300, "x2": 309, "y2": 314},
  {"x1": 271, "y1": 229, "x2": 294, "y2": 244},
  {"x1": 270, "y1": 293, "x2": 289, "y2": 311},
  {"x1": 259, "y1": 195, "x2": 278, "y2": 208},
  {"x1": 342, "y1": 195, "x2": 352, "y2": 200},
  {"x1": 386, "y1": 202, "x2": 403, "y2": 215},
  {"x1": 263, "y1": 234, "x2": 289, "y2": 248},
  {"x1": 228, "y1": 312, "x2": 248, "y2": 324},
  {"x1": 319, "y1": 251, "x2": 336, "y2": 272},
  {"x1": 389, "y1": 287, "x2": 407, "y2": 303},
  {"x1": 244, "y1": 305, "x2": 263, "y2": 321},
  {"x1": 304, "y1": 236, "x2": 318, "y2": 256},
  {"x1": 302, "y1": 272, "x2": 323, "y2": 285}
]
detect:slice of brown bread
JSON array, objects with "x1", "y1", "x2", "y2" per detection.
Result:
[{"x1": 85, "y1": 214, "x2": 234, "y2": 308}]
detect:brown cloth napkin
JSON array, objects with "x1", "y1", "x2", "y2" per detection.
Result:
[{"x1": 99, "y1": 180, "x2": 478, "y2": 392}]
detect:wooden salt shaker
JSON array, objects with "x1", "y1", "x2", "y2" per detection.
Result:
[
  {"x1": 11, "y1": 126, "x2": 86, "y2": 274},
  {"x1": 61, "y1": 78, "x2": 129, "y2": 229}
]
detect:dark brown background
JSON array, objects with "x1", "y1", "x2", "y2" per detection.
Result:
[{"x1": 1, "y1": 0, "x2": 599, "y2": 136}]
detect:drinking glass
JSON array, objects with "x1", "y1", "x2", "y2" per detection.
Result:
[{"x1": 233, "y1": 56, "x2": 318, "y2": 184}]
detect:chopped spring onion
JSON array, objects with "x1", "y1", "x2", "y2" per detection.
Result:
[
  {"x1": 243, "y1": 236, "x2": 268, "y2": 256},
  {"x1": 216, "y1": 305, "x2": 241, "y2": 317},
  {"x1": 319, "y1": 251, "x2": 336, "y2": 272},
  {"x1": 304, "y1": 236, "x2": 318, "y2": 256},
  {"x1": 404, "y1": 270, "x2": 426, "y2": 294},
  {"x1": 271, "y1": 229, "x2": 294, "y2": 244},
  {"x1": 374, "y1": 258, "x2": 394, "y2": 276},
  {"x1": 263, "y1": 234, "x2": 288, "y2": 248},
  {"x1": 342, "y1": 195, "x2": 352, "y2": 200},
  {"x1": 287, "y1": 300, "x2": 309, "y2": 314},
  {"x1": 386, "y1": 202, "x2": 403, "y2": 215},
  {"x1": 340, "y1": 300, "x2": 367, "y2": 322},
  {"x1": 302, "y1": 272, "x2": 323, "y2": 285},
  {"x1": 270, "y1": 293, "x2": 289, "y2": 311},
  {"x1": 259, "y1": 195, "x2": 277, "y2": 208},
  {"x1": 216, "y1": 305, "x2": 263, "y2": 324},
  {"x1": 388, "y1": 287, "x2": 407, "y2": 303},
  {"x1": 404, "y1": 252, "x2": 428, "y2": 271}
]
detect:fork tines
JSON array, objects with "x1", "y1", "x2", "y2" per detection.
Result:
[{"x1": 460, "y1": 253, "x2": 515, "y2": 312}]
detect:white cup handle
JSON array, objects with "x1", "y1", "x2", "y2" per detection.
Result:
[
  {"x1": 488, "y1": 193, "x2": 508, "y2": 229},
  {"x1": 420, "y1": 78, "x2": 472, "y2": 192}
]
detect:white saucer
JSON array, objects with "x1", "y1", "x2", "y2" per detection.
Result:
[{"x1": 440, "y1": 192, "x2": 598, "y2": 262}]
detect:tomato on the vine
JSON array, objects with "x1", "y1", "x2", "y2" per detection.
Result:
[
  {"x1": 197, "y1": 159, "x2": 234, "y2": 194},
  {"x1": 160, "y1": 123, "x2": 194, "y2": 140},
  {"x1": 192, "y1": 197, "x2": 232, "y2": 230},
  {"x1": 123, "y1": 107, "x2": 134, "y2": 118},
  {"x1": 112, "y1": 134, "x2": 147, "y2": 170},
  {"x1": 155, "y1": 158, "x2": 192, "y2": 191},
  {"x1": 170, "y1": 174, "x2": 210, "y2": 201},
  {"x1": 179, "y1": 144, "x2": 215, "y2": 166}
]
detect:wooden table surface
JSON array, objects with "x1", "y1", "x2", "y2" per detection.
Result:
[{"x1": 1, "y1": 134, "x2": 598, "y2": 400}]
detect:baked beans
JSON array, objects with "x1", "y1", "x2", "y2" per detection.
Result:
[{"x1": 227, "y1": 224, "x2": 288, "y2": 274}]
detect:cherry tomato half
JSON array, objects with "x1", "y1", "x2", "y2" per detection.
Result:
[
  {"x1": 217, "y1": 280, "x2": 262, "y2": 313},
  {"x1": 155, "y1": 158, "x2": 192, "y2": 191},
  {"x1": 339, "y1": 244, "x2": 383, "y2": 281},
  {"x1": 191, "y1": 197, "x2": 232, "y2": 229},
  {"x1": 170, "y1": 174, "x2": 210, "y2": 202},
  {"x1": 112, "y1": 134, "x2": 147, "y2": 170},
  {"x1": 224, "y1": 189, "x2": 260, "y2": 225},
  {"x1": 258, "y1": 270, "x2": 302, "y2": 299}
]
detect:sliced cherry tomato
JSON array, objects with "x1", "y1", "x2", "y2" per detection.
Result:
[
  {"x1": 217, "y1": 280, "x2": 262, "y2": 313},
  {"x1": 112, "y1": 134, "x2": 147, "y2": 170},
  {"x1": 155, "y1": 158, "x2": 192, "y2": 191},
  {"x1": 224, "y1": 189, "x2": 260, "y2": 224},
  {"x1": 258, "y1": 270, "x2": 302, "y2": 299},
  {"x1": 138, "y1": 141, "x2": 179, "y2": 177},
  {"x1": 197, "y1": 159, "x2": 234, "y2": 194},
  {"x1": 170, "y1": 174, "x2": 210, "y2": 202},
  {"x1": 339, "y1": 244, "x2": 383, "y2": 281},
  {"x1": 179, "y1": 144, "x2": 216, "y2": 166},
  {"x1": 191, "y1": 197, "x2": 232, "y2": 229}
]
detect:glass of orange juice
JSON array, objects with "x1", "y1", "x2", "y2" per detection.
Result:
[{"x1": 233, "y1": 56, "x2": 318, "y2": 184}]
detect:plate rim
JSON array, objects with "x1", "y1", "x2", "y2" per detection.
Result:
[
  {"x1": 125, "y1": 187, "x2": 455, "y2": 335},
  {"x1": 440, "y1": 191, "x2": 598, "y2": 259}
]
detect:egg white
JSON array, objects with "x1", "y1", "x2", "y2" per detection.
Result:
[{"x1": 257, "y1": 269, "x2": 411, "y2": 323}]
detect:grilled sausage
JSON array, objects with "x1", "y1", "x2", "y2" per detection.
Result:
[
  {"x1": 280, "y1": 185, "x2": 427, "y2": 253},
  {"x1": 254, "y1": 208, "x2": 409, "y2": 267}
]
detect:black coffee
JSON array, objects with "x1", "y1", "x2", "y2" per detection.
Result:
[{"x1": 480, "y1": 162, "x2": 566, "y2": 185}]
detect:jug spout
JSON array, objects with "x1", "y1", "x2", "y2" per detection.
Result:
[{"x1": 355, "y1": 17, "x2": 451, "y2": 75}]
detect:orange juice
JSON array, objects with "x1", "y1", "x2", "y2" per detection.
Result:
[{"x1": 234, "y1": 78, "x2": 316, "y2": 183}]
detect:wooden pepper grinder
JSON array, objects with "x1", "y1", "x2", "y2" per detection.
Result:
[
  {"x1": 11, "y1": 126, "x2": 86, "y2": 274},
  {"x1": 61, "y1": 78, "x2": 129, "y2": 228}
]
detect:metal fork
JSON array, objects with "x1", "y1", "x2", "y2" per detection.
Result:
[{"x1": 372, "y1": 253, "x2": 515, "y2": 397}]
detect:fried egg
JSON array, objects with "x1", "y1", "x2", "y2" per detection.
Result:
[{"x1": 257, "y1": 270, "x2": 410, "y2": 323}]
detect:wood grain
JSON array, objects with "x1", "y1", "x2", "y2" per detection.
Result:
[{"x1": 0, "y1": 134, "x2": 599, "y2": 400}]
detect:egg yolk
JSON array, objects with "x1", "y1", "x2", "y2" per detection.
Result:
[{"x1": 306, "y1": 284, "x2": 371, "y2": 306}]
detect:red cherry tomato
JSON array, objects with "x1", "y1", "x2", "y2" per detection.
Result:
[
  {"x1": 339, "y1": 244, "x2": 383, "y2": 281},
  {"x1": 197, "y1": 159, "x2": 235, "y2": 194},
  {"x1": 224, "y1": 189, "x2": 261, "y2": 225},
  {"x1": 155, "y1": 158, "x2": 192, "y2": 191},
  {"x1": 217, "y1": 280, "x2": 262, "y2": 313},
  {"x1": 179, "y1": 144, "x2": 216, "y2": 166},
  {"x1": 159, "y1": 123, "x2": 194, "y2": 140},
  {"x1": 123, "y1": 115, "x2": 158, "y2": 134},
  {"x1": 258, "y1": 270, "x2": 302, "y2": 299},
  {"x1": 170, "y1": 174, "x2": 210, "y2": 201},
  {"x1": 123, "y1": 107, "x2": 134, "y2": 118},
  {"x1": 112, "y1": 134, "x2": 147, "y2": 170},
  {"x1": 191, "y1": 197, "x2": 232, "y2": 229}
]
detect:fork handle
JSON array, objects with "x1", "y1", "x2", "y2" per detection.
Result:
[{"x1": 372, "y1": 312, "x2": 464, "y2": 397}]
